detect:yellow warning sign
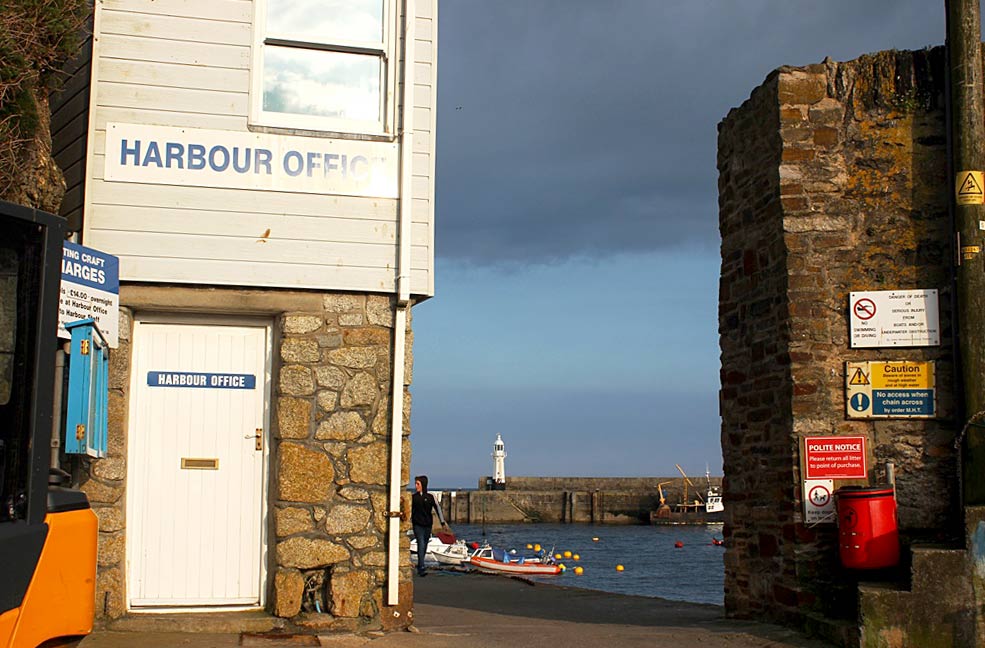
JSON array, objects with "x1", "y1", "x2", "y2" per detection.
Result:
[
  {"x1": 957, "y1": 170, "x2": 985, "y2": 205},
  {"x1": 848, "y1": 367, "x2": 869, "y2": 386},
  {"x1": 870, "y1": 361, "x2": 933, "y2": 389}
]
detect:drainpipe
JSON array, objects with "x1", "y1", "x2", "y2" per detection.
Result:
[
  {"x1": 50, "y1": 344, "x2": 68, "y2": 469},
  {"x1": 387, "y1": 0, "x2": 416, "y2": 608}
]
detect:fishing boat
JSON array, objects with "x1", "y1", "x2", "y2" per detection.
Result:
[
  {"x1": 469, "y1": 547, "x2": 562, "y2": 575},
  {"x1": 650, "y1": 465, "x2": 724, "y2": 525}
]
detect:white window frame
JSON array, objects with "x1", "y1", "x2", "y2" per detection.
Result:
[{"x1": 249, "y1": 0, "x2": 397, "y2": 137}]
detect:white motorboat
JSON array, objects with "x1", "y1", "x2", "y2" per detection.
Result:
[
  {"x1": 409, "y1": 535, "x2": 447, "y2": 563},
  {"x1": 430, "y1": 540, "x2": 473, "y2": 566}
]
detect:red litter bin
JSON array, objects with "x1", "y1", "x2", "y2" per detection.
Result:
[{"x1": 835, "y1": 485, "x2": 899, "y2": 569}]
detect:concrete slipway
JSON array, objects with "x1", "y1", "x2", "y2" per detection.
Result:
[{"x1": 78, "y1": 572, "x2": 834, "y2": 648}]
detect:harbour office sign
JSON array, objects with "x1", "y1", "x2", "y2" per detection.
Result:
[{"x1": 104, "y1": 123, "x2": 398, "y2": 199}]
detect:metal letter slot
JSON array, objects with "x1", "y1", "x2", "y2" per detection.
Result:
[{"x1": 181, "y1": 458, "x2": 219, "y2": 470}]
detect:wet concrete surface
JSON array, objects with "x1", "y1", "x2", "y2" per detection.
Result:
[{"x1": 78, "y1": 571, "x2": 835, "y2": 647}]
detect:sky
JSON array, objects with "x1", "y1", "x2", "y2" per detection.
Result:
[{"x1": 409, "y1": 1, "x2": 952, "y2": 489}]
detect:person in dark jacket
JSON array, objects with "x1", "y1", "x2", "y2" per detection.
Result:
[{"x1": 411, "y1": 474, "x2": 446, "y2": 576}]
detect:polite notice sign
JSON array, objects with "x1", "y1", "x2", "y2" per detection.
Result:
[
  {"x1": 849, "y1": 289, "x2": 939, "y2": 348},
  {"x1": 803, "y1": 435, "x2": 867, "y2": 479},
  {"x1": 58, "y1": 242, "x2": 120, "y2": 348},
  {"x1": 803, "y1": 479, "x2": 836, "y2": 524},
  {"x1": 845, "y1": 361, "x2": 936, "y2": 418}
]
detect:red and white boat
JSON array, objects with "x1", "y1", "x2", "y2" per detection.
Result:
[{"x1": 469, "y1": 549, "x2": 562, "y2": 575}]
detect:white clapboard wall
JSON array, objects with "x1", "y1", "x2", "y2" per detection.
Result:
[{"x1": 77, "y1": 0, "x2": 436, "y2": 296}]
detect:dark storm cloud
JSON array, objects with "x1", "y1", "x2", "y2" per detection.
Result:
[{"x1": 435, "y1": 1, "x2": 944, "y2": 265}]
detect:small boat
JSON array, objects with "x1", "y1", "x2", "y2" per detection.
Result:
[
  {"x1": 431, "y1": 540, "x2": 473, "y2": 566},
  {"x1": 469, "y1": 547, "x2": 561, "y2": 575},
  {"x1": 409, "y1": 535, "x2": 454, "y2": 563}
]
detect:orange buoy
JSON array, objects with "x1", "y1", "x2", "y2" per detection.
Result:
[{"x1": 674, "y1": 541, "x2": 684, "y2": 548}]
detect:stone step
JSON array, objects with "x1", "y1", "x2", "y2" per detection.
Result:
[
  {"x1": 107, "y1": 610, "x2": 285, "y2": 634},
  {"x1": 910, "y1": 545, "x2": 973, "y2": 600},
  {"x1": 858, "y1": 543, "x2": 976, "y2": 647}
]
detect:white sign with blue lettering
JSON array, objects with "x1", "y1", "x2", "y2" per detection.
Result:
[
  {"x1": 148, "y1": 372, "x2": 257, "y2": 389},
  {"x1": 59, "y1": 242, "x2": 120, "y2": 348},
  {"x1": 104, "y1": 123, "x2": 399, "y2": 199}
]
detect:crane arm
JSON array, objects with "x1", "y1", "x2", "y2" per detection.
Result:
[
  {"x1": 657, "y1": 480, "x2": 673, "y2": 506},
  {"x1": 675, "y1": 464, "x2": 705, "y2": 503}
]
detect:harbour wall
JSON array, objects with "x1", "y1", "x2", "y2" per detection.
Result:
[{"x1": 432, "y1": 475, "x2": 723, "y2": 525}]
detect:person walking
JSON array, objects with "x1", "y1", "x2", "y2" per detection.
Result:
[{"x1": 411, "y1": 475, "x2": 447, "y2": 576}]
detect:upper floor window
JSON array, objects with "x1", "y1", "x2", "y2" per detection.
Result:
[{"x1": 251, "y1": 0, "x2": 394, "y2": 135}]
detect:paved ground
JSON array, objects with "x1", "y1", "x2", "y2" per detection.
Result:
[{"x1": 79, "y1": 571, "x2": 836, "y2": 647}]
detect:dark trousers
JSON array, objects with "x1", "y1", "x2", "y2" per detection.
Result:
[{"x1": 413, "y1": 523, "x2": 431, "y2": 575}]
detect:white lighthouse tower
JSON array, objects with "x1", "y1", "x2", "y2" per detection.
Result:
[{"x1": 492, "y1": 434, "x2": 507, "y2": 489}]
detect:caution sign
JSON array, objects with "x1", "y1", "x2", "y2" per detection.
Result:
[
  {"x1": 957, "y1": 170, "x2": 984, "y2": 205},
  {"x1": 845, "y1": 361, "x2": 936, "y2": 419}
]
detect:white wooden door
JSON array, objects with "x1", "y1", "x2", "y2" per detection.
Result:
[{"x1": 127, "y1": 318, "x2": 269, "y2": 607}]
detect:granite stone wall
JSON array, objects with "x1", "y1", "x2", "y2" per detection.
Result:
[
  {"x1": 272, "y1": 294, "x2": 413, "y2": 632},
  {"x1": 718, "y1": 48, "x2": 958, "y2": 641},
  {"x1": 78, "y1": 290, "x2": 414, "y2": 632}
]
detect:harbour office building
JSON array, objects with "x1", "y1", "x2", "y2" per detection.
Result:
[{"x1": 50, "y1": 0, "x2": 437, "y2": 631}]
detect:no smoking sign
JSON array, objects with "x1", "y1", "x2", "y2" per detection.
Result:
[{"x1": 803, "y1": 479, "x2": 835, "y2": 524}]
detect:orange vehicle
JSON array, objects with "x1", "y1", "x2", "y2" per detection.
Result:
[{"x1": 0, "y1": 201, "x2": 97, "y2": 648}]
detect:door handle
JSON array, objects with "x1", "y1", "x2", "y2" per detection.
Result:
[{"x1": 254, "y1": 428, "x2": 262, "y2": 451}]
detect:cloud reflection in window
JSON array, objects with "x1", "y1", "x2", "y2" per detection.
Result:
[
  {"x1": 263, "y1": 47, "x2": 381, "y2": 122},
  {"x1": 266, "y1": 0, "x2": 383, "y2": 44}
]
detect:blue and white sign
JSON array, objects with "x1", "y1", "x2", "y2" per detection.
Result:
[
  {"x1": 872, "y1": 390, "x2": 934, "y2": 416},
  {"x1": 148, "y1": 372, "x2": 256, "y2": 390},
  {"x1": 104, "y1": 123, "x2": 399, "y2": 199},
  {"x1": 59, "y1": 242, "x2": 120, "y2": 348}
]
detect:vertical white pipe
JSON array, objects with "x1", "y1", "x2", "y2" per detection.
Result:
[
  {"x1": 387, "y1": 0, "x2": 416, "y2": 608},
  {"x1": 50, "y1": 346, "x2": 67, "y2": 469}
]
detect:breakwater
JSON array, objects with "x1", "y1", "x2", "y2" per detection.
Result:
[{"x1": 433, "y1": 476, "x2": 723, "y2": 525}]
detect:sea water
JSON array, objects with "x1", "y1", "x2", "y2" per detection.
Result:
[{"x1": 446, "y1": 522, "x2": 725, "y2": 606}]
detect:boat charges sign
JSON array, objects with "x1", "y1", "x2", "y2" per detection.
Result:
[
  {"x1": 803, "y1": 435, "x2": 867, "y2": 480},
  {"x1": 845, "y1": 361, "x2": 935, "y2": 419},
  {"x1": 104, "y1": 123, "x2": 399, "y2": 199},
  {"x1": 849, "y1": 289, "x2": 939, "y2": 348},
  {"x1": 58, "y1": 242, "x2": 120, "y2": 348}
]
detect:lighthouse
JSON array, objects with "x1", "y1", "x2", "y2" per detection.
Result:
[{"x1": 492, "y1": 434, "x2": 507, "y2": 490}]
